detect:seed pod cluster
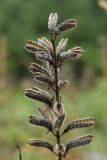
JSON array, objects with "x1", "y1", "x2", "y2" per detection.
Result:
[{"x1": 24, "y1": 13, "x2": 95, "y2": 160}]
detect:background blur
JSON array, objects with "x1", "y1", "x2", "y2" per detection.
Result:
[{"x1": 0, "y1": 0, "x2": 107, "y2": 160}]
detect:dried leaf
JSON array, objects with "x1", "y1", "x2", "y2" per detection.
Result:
[
  {"x1": 27, "y1": 139, "x2": 53, "y2": 151},
  {"x1": 29, "y1": 115, "x2": 52, "y2": 131},
  {"x1": 63, "y1": 117, "x2": 95, "y2": 135}
]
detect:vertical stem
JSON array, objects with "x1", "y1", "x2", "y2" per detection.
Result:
[{"x1": 51, "y1": 37, "x2": 62, "y2": 160}]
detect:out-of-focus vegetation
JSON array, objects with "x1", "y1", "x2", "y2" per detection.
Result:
[{"x1": 0, "y1": 0, "x2": 107, "y2": 160}]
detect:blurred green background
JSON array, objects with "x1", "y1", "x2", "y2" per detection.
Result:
[{"x1": 0, "y1": 0, "x2": 107, "y2": 160}]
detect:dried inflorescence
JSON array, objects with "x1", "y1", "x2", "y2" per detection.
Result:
[{"x1": 24, "y1": 13, "x2": 95, "y2": 160}]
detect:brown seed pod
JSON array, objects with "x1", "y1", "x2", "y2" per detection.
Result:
[
  {"x1": 27, "y1": 139, "x2": 53, "y2": 151},
  {"x1": 25, "y1": 40, "x2": 49, "y2": 54},
  {"x1": 55, "y1": 19, "x2": 77, "y2": 35},
  {"x1": 34, "y1": 74, "x2": 54, "y2": 84},
  {"x1": 63, "y1": 117, "x2": 95, "y2": 135},
  {"x1": 29, "y1": 115, "x2": 52, "y2": 131},
  {"x1": 29, "y1": 63, "x2": 49, "y2": 76},
  {"x1": 46, "y1": 107, "x2": 54, "y2": 123},
  {"x1": 41, "y1": 37, "x2": 53, "y2": 52},
  {"x1": 36, "y1": 53, "x2": 53, "y2": 64},
  {"x1": 37, "y1": 37, "x2": 53, "y2": 54},
  {"x1": 24, "y1": 88, "x2": 53, "y2": 107},
  {"x1": 65, "y1": 135, "x2": 93, "y2": 155},
  {"x1": 60, "y1": 47, "x2": 84, "y2": 63}
]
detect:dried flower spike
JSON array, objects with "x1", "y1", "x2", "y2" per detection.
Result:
[{"x1": 24, "y1": 13, "x2": 95, "y2": 160}]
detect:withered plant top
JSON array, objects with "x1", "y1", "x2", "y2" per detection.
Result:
[{"x1": 24, "y1": 13, "x2": 95, "y2": 160}]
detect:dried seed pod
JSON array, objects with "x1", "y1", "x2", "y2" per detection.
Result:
[
  {"x1": 34, "y1": 74, "x2": 54, "y2": 84},
  {"x1": 58, "y1": 80, "x2": 69, "y2": 89},
  {"x1": 24, "y1": 88, "x2": 53, "y2": 107},
  {"x1": 60, "y1": 47, "x2": 84, "y2": 63},
  {"x1": 56, "y1": 38, "x2": 68, "y2": 55},
  {"x1": 52, "y1": 114, "x2": 65, "y2": 132},
  {"x1": 27, "y1": 139, "x2": 53, "y2": 151},
  {"x1": 29, "y1": 63, "x2": 49, "y2": 76},
  {"x1": 41, "y1": 37, "x2": 53, "y2": 52},
  {"x1": 63, "y1": 117, "x2": 95, "y2": 135},
  {"x1": 29, "y1": 115, "x2": 52, "y2": 131},
  {"x1": 65, "y1": 135, "x2": 93, "y2": 155},
  {"x1": 31, "y1": 86, "x2": 51, "y2": 97},
  {"x1": 55, "y1": 144, "x2": 66, "y2": 155},
  {"x1": 36, "y1": 53, "x2": 53, "y2": 64},
  {"x1": 38, "y1": 107, "x2": 49, "y2": 119},
  {"x1": 48, "y1": 13, "x2": 58, "y2": 33},
  {"x1": 37, "y1": 37, "x2": 53, "y2": 53},
  {"x1": 25, "y1": 40, "x2": 49, "y2": 54},
  {"x1": 55, "y1": 19, "x2": 77, "y2": 34},
  {"x1": 53, "y1": 102, "x2": 65, "y2": 117}
]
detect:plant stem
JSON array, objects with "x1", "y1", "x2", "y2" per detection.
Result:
[{"x1": 51, "y1": 36, "x2": 62, "y2": 160}]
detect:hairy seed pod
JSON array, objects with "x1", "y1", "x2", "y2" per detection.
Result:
[
  {"x1": 55, "y1": 144, "x2": 66, "y2": 155},
  {"x1": 41, "y1": 37, "x2": 53, "y2": 52},
  {"x1": 48, "y1": 13, "x2": 58, "y2": 32},
  {"x1": 58, "y1": 80, "x2": 69, "y2": 89},
  {"x1": 63, "y1": 117, "x2": 95, "y2": 135},
  {"x1": 38, "y1": 107, "x2": 49, "y2": 119},
  {"x1": 31, "y1": 86, "x2": 51, "y2": 97},
  {"x1": 29, "y1": 115, "x2": 52, "y2": 131},
  {"x1": 25, "y1": 40, "x2": 49, "y2": 54},
  {"x1": 55, "y1": 19, "x2": 77, "y2": 34},
  {"x1": 36, "y1": 53, "x2": 53, "y2": 63},
  {"x1": 27, "y1": 139, "x2": 53, "y2": 151},
  {"x1": 52, "y1": 114, "x2": 65, "y2": 132},
  {"x1": 34, "y1": 74, "x2": 54, "y2": 84},
  {"x1": 53, "y1": 102, "x2": 65, "y2": 117},
  {"x1": 65, "y1": 135, "x2": 93, "y2": 155},
  {"x1": 60, "y1": 47, "x2": 84, "y2": 63},
  {"x1": 37, "y1": 37, "x2": 53, "y2": 54},
  {"x1": 29, "y1": 63, "x2": 49, "y2": 76},
  {"x1": 24, "y1": 88, "x2": 53, "y2": 107},
  {"x1": 56, "y1": 38, "x2": 68, "y2": 55}
]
